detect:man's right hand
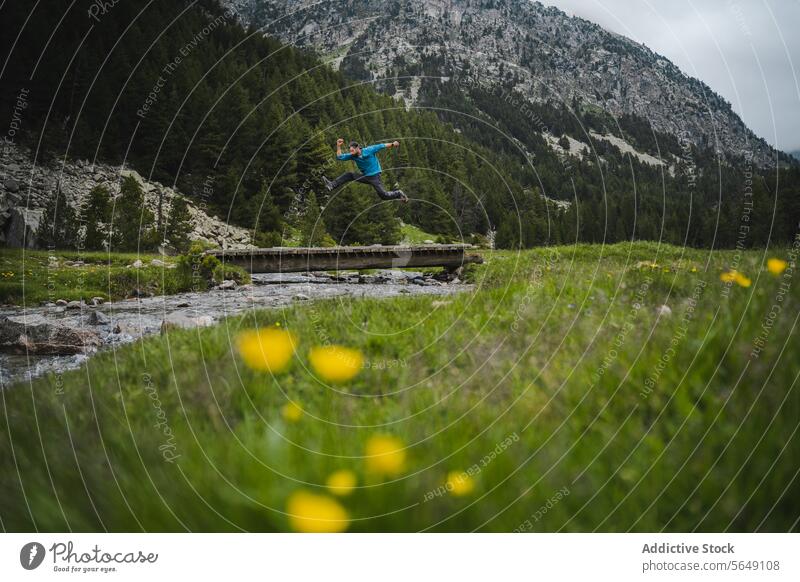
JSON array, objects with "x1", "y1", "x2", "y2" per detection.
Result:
[{"x1": 336, "y1": 138, "x2": 344, "y2": 146}]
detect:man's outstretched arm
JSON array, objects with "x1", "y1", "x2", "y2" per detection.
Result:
[{"x1": 364, "y1": 141, "x2": 400, "y2": 155}]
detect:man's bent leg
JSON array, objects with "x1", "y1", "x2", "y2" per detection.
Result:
[{"x1": 359, "y1": 174, "x2": 405, "y2": 200}]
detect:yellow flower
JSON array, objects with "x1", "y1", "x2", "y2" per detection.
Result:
[
  {"x1": 767, "y1": 258, "x2": 787, "y2": 276},
  {"x1": 309, "y1": 345, "x2": 363, "y2": 382},
  {"x1": 326, "y1": 470, "x2": 357, "y2": 496},
  {"x1": 690, "y1": 266, "x2": 698, "y2": 273},
  {"x1": 446, "y1": 470, "x2": 475, "y2": 496},
  {"x1": 282, "y1": 401, "x2": 303, "y2": 423},
  {"x1": 720, "y1": 270, "x2": 751, "y2": 288},
  {"x1": 286, "y1": 490, "x2": 349, "y2": 533},
  {"x1": 365, "y1": 434, "x2": 406, "y2": 477},
  {"x1": 236, "y1": 328, "x2": 296, "y2": 373}
]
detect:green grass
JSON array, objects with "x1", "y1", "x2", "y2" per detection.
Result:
[
  {"x1": 399, "y1": 222, "x2": 438, "y2": 244},
  {"x1": 0, "y1": 248, "x2": 183, "y2": 306},
  {"x1": 2, "y1": 242, "x2": 799, "y2": 532}
]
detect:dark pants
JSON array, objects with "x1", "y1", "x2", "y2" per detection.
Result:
[{"x1": 330, "y1": 172, "x2": 404, "y2": 200}]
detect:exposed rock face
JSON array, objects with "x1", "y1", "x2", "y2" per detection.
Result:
[
  {"x1": 225, "y1": 0, "x2": 780, "y2": 167},
  {"x1": 0, "y1": 143, "x2": 255, "y2": 250},
  {"x1": 0, "y1": 314, "x2": 101, "y2": 355},
  {"x1": 4, "y1": 207, "x2": 43, "y2": 248}
]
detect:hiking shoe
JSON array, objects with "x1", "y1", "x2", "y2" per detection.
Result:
[{"x1": 322, "y1": 176, "x2": 334, "y2": 191}]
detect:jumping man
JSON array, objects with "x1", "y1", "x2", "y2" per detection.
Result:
[{"x1": 323, "y1": 138, "x2": 408, "y2": 202}]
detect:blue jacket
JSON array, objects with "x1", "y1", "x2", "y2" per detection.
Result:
[{"x1": 337, "y1": 143, "x2": 386, "y2": 176}]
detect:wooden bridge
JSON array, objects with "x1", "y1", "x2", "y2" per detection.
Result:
[{"x1": 206, "y1": 244, "x2": 483, "y2": 273}]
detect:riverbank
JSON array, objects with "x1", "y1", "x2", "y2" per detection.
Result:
[
  {"x1": 0, "y1": 248, "x2": 183, "y2": 306},
  {"x1": 1, "y1": 242, "x2": 798, "y2": 532}
]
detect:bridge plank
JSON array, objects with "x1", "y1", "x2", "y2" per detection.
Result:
[{"x1": 206, "y1": 245, "x2": 482, "y2": 273}]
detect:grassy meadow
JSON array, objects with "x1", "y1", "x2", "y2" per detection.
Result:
[
  {"x1": 1, "y1": 241, "x2": 798, "y2": 532},
  {"x1": 0, "y1": 248, "x2": 181, "y2": 306}
]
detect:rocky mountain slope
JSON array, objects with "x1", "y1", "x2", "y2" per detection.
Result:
[
  {"x1": 226, "y1": 0, "x2": 781, "y2": 167},
  {"x1": 0, "y1": 145, "x2": 253, "y2": 249}
]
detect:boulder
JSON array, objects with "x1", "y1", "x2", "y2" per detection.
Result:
[
  {"x1": 217, "y1": 279, "x2": 237, "y2": 290},
  {"x1": 5, "y1": 206, "x2": 43, "y2": 248},
  {"x1": 4, "y1": 178, "x2": 20, "y2": 193},
  {"x1": 66, "y1": 300, "x2": 82, "y2": 310},
  {"x1": 87, "y1": 311, "x2": 110, "y2": 325},
  {"x1": 0, "y1": 314, "x2": 101, "y2": 354}
]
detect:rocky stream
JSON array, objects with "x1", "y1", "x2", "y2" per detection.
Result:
[{"x1": 0, "y1": 269, "x2": 469, "y2": 385}]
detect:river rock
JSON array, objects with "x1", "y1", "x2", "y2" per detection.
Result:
[
  {"x1": 292, "y1": 293, "x2": 310, "y2": 301},
  {"x1": 0, "y1": 314, "x2": 101, "y2": 354},
  {"x1": 4, "y1": 178, "x2": 20, "y2": 193},
  {"x1": 91, "y1": 296, "x2": 105, "y2": 306},
  {"x1": 66, "y1": 300, "x2": 82, "y2": 309},
  {"x1": 161, "y1": 313, "x2": 215, "y2": 329},
  {"x1": 217, "y1": 280, "x2": 237, "y2": 290},
  {"x1": 87, "y1": 311, "x2": 110, "y2": 325},
  {"x1": 55, "y1": 299, "x2": 68, "y2": 306},
  {"x1": 130, "y1": 259, "x2": 144, "y2": 268}
]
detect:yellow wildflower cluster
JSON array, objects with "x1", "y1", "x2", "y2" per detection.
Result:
[
  {"x1": 236, "y1": 328, "x2": 364, "y2": 383},
  {"x1": 720, "y1": 270, "x2": 751, "y2": 287},
  {"x1": 283, "y1": 433, "x2": 410, "y2": 533},
  {"x1": 235, "y1": 327, "x2": 477, "y2": 533}
]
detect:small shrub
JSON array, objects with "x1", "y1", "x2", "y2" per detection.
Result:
[
  {"x1": 255, "y1": 230, "x2": 283, "y2": 247},
  {"x1": 212, "y1": 263, "x2": 250, "y2": 285},
  {"x1": 176, "y1": 241, "x2": 219, "y2": 290},
  {"x1": 469, "y1": 233, "x2": 490, "y2": 248}
]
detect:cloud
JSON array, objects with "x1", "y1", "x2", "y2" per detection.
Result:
[{"x1": 539, "y1": 0, "x2": 800, "y2": 152}]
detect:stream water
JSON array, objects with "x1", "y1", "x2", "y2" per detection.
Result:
[{"x1": 0, "y1": 270, "x2": 469, "y2": 385}]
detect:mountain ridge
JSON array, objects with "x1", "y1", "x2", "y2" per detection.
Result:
[{"x1": 225, "y1": 0, "x2": 787, "y2": 168}]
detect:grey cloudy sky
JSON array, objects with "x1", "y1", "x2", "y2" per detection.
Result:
[{"x1": 540, "y1": 0, "x2": 800, "y2": 153}]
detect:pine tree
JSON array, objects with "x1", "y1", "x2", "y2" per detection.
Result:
[
  {"x1": 299, "y1": 191, "x2": 335, "y2": 247},
  {"x1": 295, "y1": 129, "x2": 334, "y2": 199},
  {"x1": 112, "y1": 176, "x2": 157, "y2": 251},
  {"x1": 325, "y1": 187, "x2": 400, "y2": 245},
  {"x1": 83, "y1": 185, "x2": 111, "y2": 250},
  {"x1": 165, "y1": 195, "x2": 194, "y2": 252},
  {"x1": 36, "y1": 191, "x2": 78, "y2": 249},
  {"x1": 252, "y1": 180, "x2": 284, "y2": 239}
]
